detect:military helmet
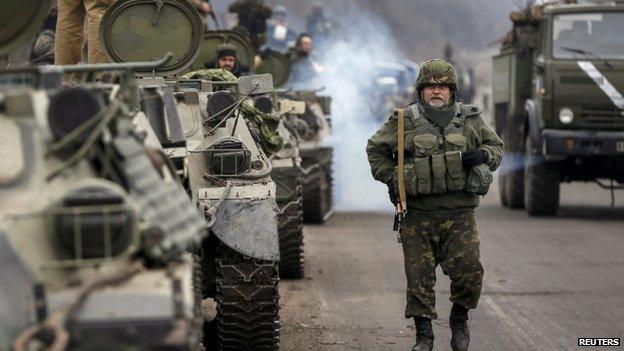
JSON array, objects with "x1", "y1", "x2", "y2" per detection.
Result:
[
  {"x1": 217, "y1": 43, "x2": 238, "y2": 59},
  {"x1": 416, "y1": 59, "x2": 458, "y2": 91}
]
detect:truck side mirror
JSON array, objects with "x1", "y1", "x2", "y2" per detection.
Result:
[{"x1": 535, "y1": 55, "x2": 545, "y2": 75}]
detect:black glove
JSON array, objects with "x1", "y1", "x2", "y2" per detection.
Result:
[
  {"x1": 462, "y1": 149, "x2": 488, "y2": 169},
  {"x1": 388, "y1": 182, "x2": 398, "y2": 206}
]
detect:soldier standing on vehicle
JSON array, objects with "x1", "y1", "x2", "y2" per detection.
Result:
[
  {"x1": 54, "y1": 0, "x2": 115, "y2": 64},
  {"x1": 366, "y1": 59, "x2": 503, "y2": 351},
  {"x1": 55, "y1": 0, "x2": 212, "y2": 65},
  {"x1": 204, "y1": 43, "x2": 250, "y2": 77},
  {"x1": 228, "y1": 0, "x2": 273, "y2": 51}
]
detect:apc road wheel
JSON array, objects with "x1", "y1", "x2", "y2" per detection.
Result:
[
  {"x1": 278, "y1": 178, "x2": 305, "y2": 279},
  {"x1": 302, "y1": 168, "x2": 332, "y2": 224},
  {"x1": 190, "y1": 251, "x2": 206, "y2": 351},
  {"x1": 524, "y1": 138, "x2": 560, "y2": 216},
  {"x1": 215, "y1": 247, "x2": 280, "y2": 351}
]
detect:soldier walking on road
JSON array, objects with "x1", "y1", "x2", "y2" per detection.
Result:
[{"x1": 366, "y1": 59, "x2": 504, "y2": 351}]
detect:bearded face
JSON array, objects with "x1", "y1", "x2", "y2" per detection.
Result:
[{"x1": 422, "y1": 84, "x2": 452, "y2": 108}]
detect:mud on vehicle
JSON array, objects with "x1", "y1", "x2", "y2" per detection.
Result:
[{"x1": 493, "y1": 1, "x2": 624, "y2": 216}]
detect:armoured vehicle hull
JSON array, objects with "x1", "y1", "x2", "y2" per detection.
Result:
[
  {"x1": 493, "y1": 2, "x2": 624, "y2": 216},
  {"x1": 99, "y1": 1, "x2": 283, "y2": 348},
  {"x1": 283, "y1": 90, "x2": 334, "y2": 224},
  {"x1": 0, "y1": 59, "x2": 205, "y2": 351}
]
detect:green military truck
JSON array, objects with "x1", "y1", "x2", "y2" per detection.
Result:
[{"x1": 493, "y1": 1, "x2": 624, "y2": 216}]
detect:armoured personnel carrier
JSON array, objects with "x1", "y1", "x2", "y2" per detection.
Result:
[
  {"x1": 192, "y1": 25, "x2": 335, "y2": 225},
  {"x1": 99, "y1": 1, "x2": 282, "y2": 348},
  {"x1": 493, "y1": 0, "x2": 624, "y2": 215},
  {"x1": 190, "y1": 27, "x2": 310, "y2": 277},
  {"x1": 279, "y1": 90, "x2": 334, "y2": 224},
  {"x1": 0, "y1": 55, "x2": 207, "y2": 350}
]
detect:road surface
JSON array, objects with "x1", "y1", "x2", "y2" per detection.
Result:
[{"x1": 279, "y1": 181, "x2": 624, "y2": 350}]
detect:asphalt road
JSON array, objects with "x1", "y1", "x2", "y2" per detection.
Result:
[{"x1": 279, "y1": 180, "x2": 624, "y2": 350}]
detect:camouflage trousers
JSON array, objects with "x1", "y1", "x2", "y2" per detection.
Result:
[
  {"x1": 55, "y1": 0, "x2": 115, "y2": 65},
  {"x1": 401, "y1": 208, "x2": 483, "y2": 320}
]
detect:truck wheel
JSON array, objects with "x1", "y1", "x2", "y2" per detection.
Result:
[
  {"x1": 278, "y1": 177, "x2": 305, "y2": 279},
  {"x1": 524, "y1": 138, "x2": 560, "y2": 216},
  {"x1": 505, "y1": 157, "x2": 525, "y2": 209},
  {"x1": 498, "y1": 172, "x2": 509, "y2": 207},
  {"x1": 215, "y1": 246, "x2": 280, "y2": 350}
]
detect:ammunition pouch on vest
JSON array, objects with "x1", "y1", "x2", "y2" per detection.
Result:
[
  {"x1": 465, "y1": 163, "x2": 493, "y2": 195},
  {"x1": 393, "y1": 103, "x2": 493, "y2": 197}
]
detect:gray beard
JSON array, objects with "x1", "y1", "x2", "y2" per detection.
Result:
[{"x1": 427, "y1": 99, "x2": 446, "y2": 108}]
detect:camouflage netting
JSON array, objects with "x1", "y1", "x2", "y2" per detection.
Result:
[
  {"x1": 180, "y1": 68, "x2": 238, "y2": 82},
  {"x1": 182, "y1": 69, "x2": 284, "y2": 154}
]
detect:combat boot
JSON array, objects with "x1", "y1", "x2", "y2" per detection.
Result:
[
  {"x1": 450, "y1": 304, "x2": 470, "y2": 351},
  {"x1": 411, "y1": 317, "x2": 434, "y2": 351}
]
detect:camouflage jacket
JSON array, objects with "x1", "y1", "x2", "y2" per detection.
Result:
[{"x1": 366, "y1": 102, "x2": 504, "y2": 211}]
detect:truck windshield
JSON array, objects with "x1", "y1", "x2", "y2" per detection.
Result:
[{"x1": 552, "y1": 12, "x2": 624, "y2": 60}]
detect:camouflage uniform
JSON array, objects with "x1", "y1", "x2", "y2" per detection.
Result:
[
  {"x1": 401, "y1": 209, "x2": 482, "y2": 319},
  {"x1": 54, "y1": 0, "x2": 116, "y2": 64},
  {"x1": 366, "y1": 59, "x2": 503, "y2": 321}
]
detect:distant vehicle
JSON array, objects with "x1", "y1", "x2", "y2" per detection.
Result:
[
  {"x1": 493, "y1": 0, "x2": 624, "y2": 216},
  {"x1": 371, "y1": 61, "x2": 413, "y2": 118}
]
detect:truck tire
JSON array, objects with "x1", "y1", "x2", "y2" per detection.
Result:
[
  {"x1": 498, "y1": 172, "x2": 509, "y2": 207},
  {"x1": 505, "y1": 163, "x2": 525, "y2": 209},
  {"x1": 214, "y1": 246, "x2": 280, "y2": 350},
  {"x1": 524, "y1": 138, "x2": 560, "y2": 216},
  {"x1": 278, "y1": 177, "x2": 305, "y2": 279}
]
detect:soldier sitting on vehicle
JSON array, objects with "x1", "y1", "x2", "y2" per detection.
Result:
[
  {"x1": 204, "y1": 43, "x2": 250, "y2": 78},
  {"x1": 367, "y1": 59, "x2": 504, "y2": 351},
  {"x1": 287, "y1": 34, "x2": 322, "y2": 84}
]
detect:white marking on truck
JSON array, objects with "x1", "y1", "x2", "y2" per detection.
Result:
[{"x1": 577, "y1": 61, "x2": 624, "y2": 110}]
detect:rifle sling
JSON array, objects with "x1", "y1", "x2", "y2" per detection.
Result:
[{"x1": 397, "y1": 108, "x2": 407, "y2": 213}]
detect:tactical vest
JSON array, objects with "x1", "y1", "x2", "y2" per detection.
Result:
[{"x1": 396, "y1": 103, "x2": 492, "y2": 196}]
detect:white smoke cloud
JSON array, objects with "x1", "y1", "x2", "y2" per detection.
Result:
[{"x1": 309, "y1": 2, "x2": 403, "y2": 213}]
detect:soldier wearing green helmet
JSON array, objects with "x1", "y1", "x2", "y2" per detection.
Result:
[{"x1": 366, "y1": 59, "x2": 504, "y2": 351}]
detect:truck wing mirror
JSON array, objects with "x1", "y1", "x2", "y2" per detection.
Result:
[{"x1": 238, "y1": 74, "x2": 274, "y2": 96}]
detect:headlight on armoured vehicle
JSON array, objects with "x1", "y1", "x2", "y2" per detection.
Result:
[
  {"x1": 55, "y1": 185, "x2": 135, "y2": 260},
  {"x1": 208, "y1": 138, "x2": 251, "y2": 175},
  {"x1": 206, "y1": 91, "x2": 236, "y2": 123},
  {"x1": 559, "y1": 108, "x2": 574, "y2": 124}
]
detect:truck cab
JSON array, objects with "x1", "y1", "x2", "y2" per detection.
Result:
[{"x1": 493, "y1": 1, "x2": 624, "y2": 215}]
